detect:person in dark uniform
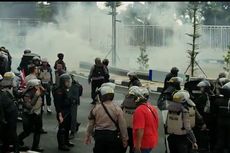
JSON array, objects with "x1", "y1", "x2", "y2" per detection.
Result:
[
  {"x1": 54, "y1": 53, "x2": 67, "y2": 71},
  {"x1": 17, "y1": 50, "x2": 32, "y2": 76},
  {"x1": 213, "y1": 82, "x2": 230, "y2": 153},
  {"x1": 18, "y1": 79, "x2": 44, "y2": 152},
  {"x1": 53, "y1": 73, "x2": 74, "y2": 151},
  {"x1": 102, "y1": 59, "x2": 110, "y2": 83},
  {"x1": 88, "y1": 58, "x2": 107, "y2": 104},
  {"x1": 0, "y1": 72, "x2": 19, "y2": 153},
  {"x1": 163, "y1": 67, "x2": 179, "y2": 92},
  {"x1": 127, "y1": 72, "x2": 142, "y2": 88},
  {"x1": 69, "y1": 75, "x2": 83, "y2": 139}
]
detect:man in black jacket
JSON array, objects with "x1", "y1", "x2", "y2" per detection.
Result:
[
  {"x1": 88, "y1": 58, "x2": 107, "y2": 104},
  {"x1": 53, "y1": 74, "x2": 75, "y2": 151},
  {"x1": 163, "y1": 67, "x2": 179, "y2": 92}
]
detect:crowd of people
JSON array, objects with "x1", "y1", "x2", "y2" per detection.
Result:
[
  {"x1": 0, "y1": 48, "x2": 83, "y2": 152},
  {"x1": 0, "y1": 47, "x2": 230, "y2": 153}
]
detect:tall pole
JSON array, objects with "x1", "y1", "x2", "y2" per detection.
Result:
[{"x1": 112, "y1": 2, "x2": 116, "y2": 66}]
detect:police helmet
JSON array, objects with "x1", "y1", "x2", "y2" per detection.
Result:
[
  {"x1": 24, "y1": 49, "x2": 31, "y2": 54},
  {"x1": 219, "y1": 77, "x2": 229, "y2": 87},
  {"x1": 140, "y1": 87, "x2": 150, "y2": 100},
  {"x1": 127, "y1": 71, "x2": 137, "y2": 77},
  {"x1": 41, "y1": 58, "x2": 48, "y2": 63},
  {"x1": 171, "y1": 67, "x2": 179, "y2": 74},
  {"x1": 197, "y1": 80, "x2": 211, "y2": 88},
  {"x1": 27, "y1": 79, "x2": 41, "y2": 89},
  {"x1": 59, "y1": 73, "x2": 72, "y2": 88},
  {"x1": 173, "y1": 90, "x2": 196, "y2": 107},
  {"x1": 58, "y1": 53, "x2": 64, "y2": 59},
  {"x1": 101, "y1": 82, "x2": 116, "y2": 90},
  {"x1": 168, "y1": 77, "x2": 183, "y2": 84},
  {"x1": 32, "y1": 56, "x2": 41, "y2": 61},
  {"x1": 98, "y1": 83, "x2": 115, "y2": 102},
  {"x1": 128, "y1": 86, "x2": 148, "y2": 103},
  {"x1": 220, "y1": 82, "x2": 230, "y2": 98},
  {"x1": 219, "y1": 72, "x2": 227, "y2": 78}
]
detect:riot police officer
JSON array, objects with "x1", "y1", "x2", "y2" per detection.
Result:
[
  {"x1": 85, "y1": 82, "x2": 128, "y2": 153},
  {"x1": 121, "y1": 86, "x2": 140, "y2": 153},
  {"x1": 53, "y1": 73, "x2": 74, "y2": 151},
  {"x1": 0, "y1": 72, "x2": 19, "y2": 153},
  {"x1": 18, "y1": 79, "x2": 44, "y2": 152},
  {"x1": 166, "y1": 90, "x2": 198, "y2": 153},
  {"x1": 127, "y1": 72, "x2": 142, "y2": 88},
  {"x1": 163, "y1": 67, "x2": 179, "y2": 92},
  {"x1": 213, "y1": 82, "x2": 230, "y2": 153}
]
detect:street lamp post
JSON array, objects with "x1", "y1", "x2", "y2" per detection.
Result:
[{"x1": 112, "y1": 2, "x2": 116, "y2": 66}]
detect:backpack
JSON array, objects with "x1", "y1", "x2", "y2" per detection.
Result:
[{"x1": 92, "y1": 65, "x2": 106, "y2": 78}]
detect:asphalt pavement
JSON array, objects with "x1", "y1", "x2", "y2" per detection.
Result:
[{"x1": 17, "y1": 75, "x2": 166, "y2": 153}]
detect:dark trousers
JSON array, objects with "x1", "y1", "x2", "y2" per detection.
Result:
[
  {"x1": 93, "y1": 130, "x2": 125, "y2": 153},
  {"x1": 91, "y1": 80, "x2": 104, "y2": 101},
  {"x1": 124, "y1": 128, "x2": 134, "y2": 153},
  {"x1": 57, "y1": 113, "x2": 71, "y2": 147},
  {"x1": 41, "y1": 83, "x2": 52, "y2": 106},
  {"x1": 70, "y1": 104, "x2": 78, "y2": 133},
  {"x1": 18, "y1": 113, "x2": 42, "y2": 149},
  {"x1": 168, "y1": 134, "x2": 190, "y2": 153},
  {"x1": 213, "y1": 118, "x2": 230, "y2": 153},
  {"x1": 1, "y1": 110, "x2": 19, "y2": 153}
]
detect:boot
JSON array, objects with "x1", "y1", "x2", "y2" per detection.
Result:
[
  {"x1": 57, "y1": 130, "x2": 70, "y2": 151},
  {"x1": 65, "y1": 141, "x2": 75, "y2": 147},
  {"x1": 32, "y1": 133, "x2": 43, "y2": 152}
]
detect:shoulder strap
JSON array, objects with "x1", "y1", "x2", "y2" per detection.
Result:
[
  {"x1": 141, "y1": 103, "x2": 158, "y2": 122},
  {"x1": 101, "y1": 102, "x2": 119, "y2": 130}
]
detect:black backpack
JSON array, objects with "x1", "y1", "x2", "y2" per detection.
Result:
[{"x1": 92, "y1": 65, "x2": 105, "y2": 78}]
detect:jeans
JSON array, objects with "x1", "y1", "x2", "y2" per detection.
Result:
[{"x1": 141, "y1": 148, "x2": 152, "y2": 153}]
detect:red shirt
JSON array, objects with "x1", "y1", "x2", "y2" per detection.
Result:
[{"x1": 133, "y1": 102, "x2": 159, "y2": 149}]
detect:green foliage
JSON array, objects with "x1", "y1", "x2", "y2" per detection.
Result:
[
  {"x1": 137, "y1": 42, "x2": 149, "y2": 70},
  {"x1": 105, "y1": 2, "x2": 122, "y2": 8},
  {"x1": 223, "y1": 46, "x2": 230, "y2": 72},
  {"x1": 36, "y1": 2, "x2": 53, "y2": 22}
]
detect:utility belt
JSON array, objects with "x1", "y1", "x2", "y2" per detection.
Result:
[{"x1": 94, "y1": 130, "x2": 120, "y2": 141}]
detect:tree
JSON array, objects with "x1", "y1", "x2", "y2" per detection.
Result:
[
  {"x1": 185, "y1": 2, "x2": 203, "y2": 77},
  {"x1": 137, "y1": 42, "x2": 149, "y2": 70},
  {"x1": 223, "y1": 45, "x2": 230, "y2": 72},
  {"x1": 36, "y1": 2, "x2": 53, "y2": 22}
]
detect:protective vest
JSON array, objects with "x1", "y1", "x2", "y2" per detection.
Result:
[
  {"x1": 218, "y1": 97, "x2": 230, "y2": 117},
  {"x1": 122, "y1": 95, "x2": 136, "y2": 128},
  {"x1": 166, "y1": 110, "x2": 187, "y2": 135},
  {"x1": 40, "y1": 68, "x2": 52, "y2": 84}
]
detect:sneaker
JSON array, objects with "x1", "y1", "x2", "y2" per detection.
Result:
[{"x1": 47, "y1": 106, "x2": 52, "y2": 114}]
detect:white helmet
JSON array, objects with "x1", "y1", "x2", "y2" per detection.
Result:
[
  {"x1": 27, "y1": 79, "x2": 41, "y2": 88},
  {"x1": 41, "y1": 58, "x2": 48, "y2": 63},
  {"x1": 127, "y1": 71, "x2": 137, "y2": 77},
  {"x1": 99, "y1": 85, "x2": 115, "y2": 96},
  {"x1": 128, "y1": 86, "x2": 142, "y2": 96},
  {"x1": 219, "y1": 77, "x2": 229, "y2": 86},
  {"x1": 128, "y1": 86, "x2": 148, "y2": 103},
  {"x1": 173, "y1": 90, "x2": 196, "y2": 107},
  {"x1": 197, "y1": 80, "x2": 211, "y2": 88},
  {"x1": 168, "y1": 77, "x2": 183, "y2": 84},
  {"x1": 101, "y1": 82, "x2": 116, "y2": 90},
  {"x1": 33, "y1": 56, "x2": 40, "y2": 61},
  {"x1": 0, "y1": 72, "x2": 16, "y2": 87}
]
